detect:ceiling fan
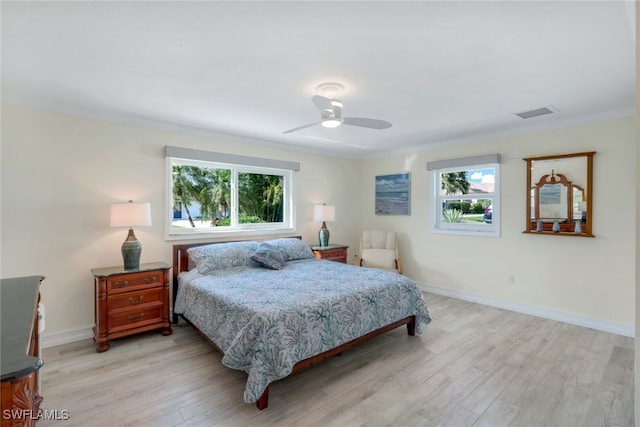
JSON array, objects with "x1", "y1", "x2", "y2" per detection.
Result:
[{"x1": 283, "y1": 83, "x2": 392, "y2": 134}]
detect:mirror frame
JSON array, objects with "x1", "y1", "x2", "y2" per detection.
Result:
[{"x1": 524, "y1": 151, "x2": 595, "y2": 237}]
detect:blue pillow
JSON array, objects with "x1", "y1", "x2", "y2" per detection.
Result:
[
  {"x1": 250, "y1": 243, "x2": 289, "y2": 270},
  {"x1": 187, "y1": 241, "x2": 259, "y2": 274},
  {"x1": 265, "y1": 238, "x2": 315, "y2": 260}
]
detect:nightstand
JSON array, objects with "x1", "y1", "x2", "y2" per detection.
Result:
[
  {"x1": 92, "y1": 262, "x2": 172, "y2": 352},
  {"x1": 311, "y1": 244, "x2": 349, "y2": 263}
]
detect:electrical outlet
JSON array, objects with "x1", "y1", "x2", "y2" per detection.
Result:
[{"x1": 507, "y1": 274, "x2": 515, "y2": 284}]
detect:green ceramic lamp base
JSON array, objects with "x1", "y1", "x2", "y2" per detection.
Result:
[
  {"x1": 318, "y1": 222, "x2": 330, "y2": 247},
  {"x1": 121, "y1": 228, "x2": 142, "y2": 270}
]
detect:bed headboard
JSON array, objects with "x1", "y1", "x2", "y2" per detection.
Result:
[{"x1": 171, "y1": 236, "x2": 302, "y2": 322}]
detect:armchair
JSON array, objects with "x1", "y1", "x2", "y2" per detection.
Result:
[{"x1": 354, "y1": 230, "x2": 403, "y2": 274}]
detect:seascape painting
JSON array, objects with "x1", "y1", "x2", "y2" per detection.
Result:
[{"x1": 375, "y1": 173, "x2": 410, "y2": 215}]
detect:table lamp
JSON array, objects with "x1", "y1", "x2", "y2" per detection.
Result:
[
  {"x1": 313, "y1": 204, "x2": 335, "y2": 247},
  {"x1": 110, "y1": 200, "x2": 152, "y2": 270},
  {"x1": 578, "y1": 201, "x2": 587, "y2": 223}
]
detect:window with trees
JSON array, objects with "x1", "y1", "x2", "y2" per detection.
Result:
[
  {"x1": 428, "y1": 155, "x2": 501, "y2": 237},
  {"x1": 165, "y1": 146, "x2": 298, "y2": 239}
]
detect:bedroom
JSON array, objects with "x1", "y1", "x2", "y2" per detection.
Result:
[{"x1": 1, "y1": 1, "x2": 637, "y2": 425}]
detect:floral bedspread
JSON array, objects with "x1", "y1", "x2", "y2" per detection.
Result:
[{"x1": 175, "y1": 258, "x2": 431, "y2": 403}]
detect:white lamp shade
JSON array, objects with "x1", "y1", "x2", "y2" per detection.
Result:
[
  {"x1": 313, "y1": 204, "x2": 335, "y2": 222},
  {"x1": 110, "y1": 201, "x2": 152, "y2": 228}
]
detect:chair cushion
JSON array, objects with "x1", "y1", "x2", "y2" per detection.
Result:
[
  {"x1": 362, "y1": 230, "x2": 396, "y2": 250},
  {"x1": 361, "y1": 248, "x2": 397, "y2": 270}
]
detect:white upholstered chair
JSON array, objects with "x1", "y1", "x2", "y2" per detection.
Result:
[{"x1": 354, "y1": 230, "x2": 403, "y2": 274}]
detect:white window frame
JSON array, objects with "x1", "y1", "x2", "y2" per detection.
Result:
[
  {"x1": 428, "y1": 155, "x2": 501, "y2": 237},
  {"x1": 164, "y1": 146, "x2": 297, "y2": 240}
]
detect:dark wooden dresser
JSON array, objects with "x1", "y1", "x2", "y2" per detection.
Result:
[{"x1": 1, "y1": 276, "x2": 44, "y2": 427}]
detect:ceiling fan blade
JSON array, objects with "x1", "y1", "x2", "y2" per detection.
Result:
[
  {"x1": 312, "y1": 95, "x2": 333, "y2": 112},
  {"x1": 343, "y1": 117, "x2": 392, "y2": 129},
  {"x1": 283, "y1": 121, "x2": 322, "y2": 134}
]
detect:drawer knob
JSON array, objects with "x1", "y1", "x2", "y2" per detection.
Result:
[
  {"x1": 129, "y1": 295, "x2": 144, "y2": 305},
  {"x1": 113, "y1": 280, "x2": 128, "y2": 288},
  {"x1": 128, "y1": 313, "x2": 144, "y2": 323},
  {"x1": 144, "y1": 276, "x2": 158, "y2": 284}
]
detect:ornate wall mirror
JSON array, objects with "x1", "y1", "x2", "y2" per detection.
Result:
[{"x1": 524, "y1": 151, "x2": 595, "y2": 236}]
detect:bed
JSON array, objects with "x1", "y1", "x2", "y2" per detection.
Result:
[{"x1": 172, "y1": 237, "x2": 431, "y2": 410}]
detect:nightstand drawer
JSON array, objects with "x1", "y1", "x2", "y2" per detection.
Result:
[
  {"x1": 311, "y1": 245, "x2": 348, "y2": 263},
  {"x1": 108, "y1": 305, "x2": 163, "y2": 333},
  {"x1": 321, "y1": 248, "x2": 346, "y2": 260},
  {"x1": 107, "y1": 271, "x2": 162, "y2": 294},
  {"x1": 107, "y1": 288, "x2": 163, "y2": 312}
]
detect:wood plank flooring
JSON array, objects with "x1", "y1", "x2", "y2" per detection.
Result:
[{"x1": 37, "y1": 293, "x2": 634, "y2": 426}]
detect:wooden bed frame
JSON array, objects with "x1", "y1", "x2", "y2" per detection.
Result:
[{"x1": 171, "y1": 239, "x2": 416, "y2": 410}]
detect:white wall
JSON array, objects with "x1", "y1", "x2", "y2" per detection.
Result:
[
  {"x1": 360, "y1": 116, "x2": 636, "y2": 332},
  {"x1": 0, "y1": 105, "x2": 363, "y2": 343},
  {"x1": 1, "y1": 105, "x2": 634, "y2": 344}
]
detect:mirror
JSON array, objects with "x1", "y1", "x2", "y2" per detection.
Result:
[{"x1": 524, "y1": 151, "x2": 595, "y2": 236}]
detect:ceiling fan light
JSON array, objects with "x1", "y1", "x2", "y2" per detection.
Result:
[
  {"x1": 321, "y1": 118, "x2": 342, "y2": 128},
  {"x1": 316, "y1": 82, "x2": 345, "y2": 99}
]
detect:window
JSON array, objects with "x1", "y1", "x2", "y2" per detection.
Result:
[
  {"x1": 428, "y1": 154, "x2": 500, "y2": 237},
  {"x1": 165, "y1": 146, "x2": 298, "y2": 239}
]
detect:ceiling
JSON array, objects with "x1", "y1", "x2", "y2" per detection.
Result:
[{"x1": 2, "y1": 1, "x2": 636, "y2": 158}]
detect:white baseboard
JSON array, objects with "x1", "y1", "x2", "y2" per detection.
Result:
[
  {"x1": 40, "y1": 310, "x2": 177, "y2": 349},
  {"x1": 420, "y1": 283, "x2": 635, "y2": 338},
  {"x1": 41, "y1": 325, "x2": 94, "y2": 349},
  {"x1": 41, "y1": 292, "x2": 634, "y2": 349}
]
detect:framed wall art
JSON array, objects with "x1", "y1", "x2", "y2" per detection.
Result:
[{"x1": 375, "y1": 172, "x2": 410, "y2": 215}]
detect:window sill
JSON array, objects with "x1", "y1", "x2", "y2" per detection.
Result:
[
  {"x1": 432, "y1": 227, "x2": 500, "y2": 238},
  {"x1": 165, "y1": 227, "x2": 296, "y2": 241}
]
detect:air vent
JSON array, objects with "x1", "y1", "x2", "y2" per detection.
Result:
[{"x1": 515, "y1": 107, "x2": 555, "y2": 119}]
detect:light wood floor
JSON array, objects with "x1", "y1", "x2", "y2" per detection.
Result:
[{"x1": 38, "y1": 293, "x2": 634, "y2": 427}]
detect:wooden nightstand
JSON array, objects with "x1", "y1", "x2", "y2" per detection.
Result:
[
  {"x1": 92, "y1": 262, "x2": 172, "y2": 352},
  {"x1": 311, "y1": 245, "x2": 349, "y2": 263}
]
